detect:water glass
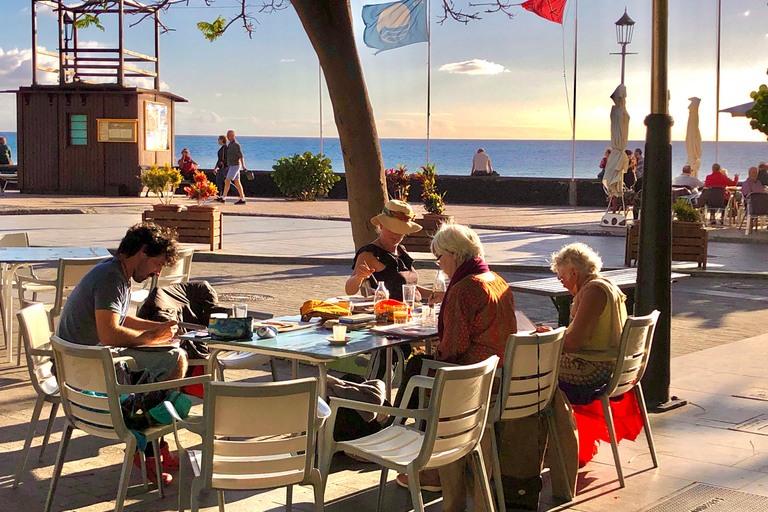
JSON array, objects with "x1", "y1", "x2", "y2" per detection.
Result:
[
  {"x1": 232, "y1": 302, "x2": 248, "y2": 318},
  {"x1": 402, "y1": 284, "x2": 417, "y2": 313},
  {"x1": 422, "y1": 306, "x2": 436, "y2": 327},
  {"x1": 332, "y1": 324, "x2": 348, "y2": 341}
]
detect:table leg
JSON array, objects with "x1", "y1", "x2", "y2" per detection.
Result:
[
  {"x1": 3, "y1": 266, "x2": 17, "y2": 362},
  {"x1": 385, "y1": 347, "x2": 393, "y2": 404},
  {"x1": 317, "y1": 362, "x2": 327, "y2": 401},
  {"x1": 209, "y1": 349, "x2": 223, "y2": 381},
  {"x1": 292, "y1": 359, "x2": 299, "y2": 380},
  {"x1": 552, "y1": 296, "x2": 572, "y2": 327}
]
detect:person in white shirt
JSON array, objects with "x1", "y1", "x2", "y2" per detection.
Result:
[
  {"x1": 470, "y1": 148, "x2": 494, "y2": 176},
  {"x1": 672, "y1": 164, "x2": 704, "y2": 192}
]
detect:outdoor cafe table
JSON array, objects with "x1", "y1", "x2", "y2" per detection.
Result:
[
  {"x1": 0, "y1": 247, "x2": 112, "y2": 363},
  {"x1": 186, "y1": 316, "x2": 438, "y2": 402},
  {"x1": 509, "y1": 268, "x2": 688, "y2": 327}
]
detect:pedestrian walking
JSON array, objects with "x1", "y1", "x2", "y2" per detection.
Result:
[
  {"x1": 213, "y1": 135, "x2": 228, "y2": 200},
  {"x1": 217, "y1": 130, "x2": 247, "y2": 205}
]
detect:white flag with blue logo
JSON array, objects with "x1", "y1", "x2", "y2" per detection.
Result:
[{"x1": 362, "y1": 0, "x2": 427, "y2": 54}]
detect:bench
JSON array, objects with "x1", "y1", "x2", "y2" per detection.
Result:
[{"x1": 0, "y1": 165, "x2": 18, "y2": 192}]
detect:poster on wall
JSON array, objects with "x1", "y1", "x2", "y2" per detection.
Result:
[
  {"x1": 97, "y1": 119, "x2": 137, "y2": 143},
  {"x1": 145, "y1": 101, "x2": 169, "y2": 151}
]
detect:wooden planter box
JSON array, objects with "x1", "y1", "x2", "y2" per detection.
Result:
[
  {"x1": 625, "y1": 221, "x2": 707, "y2": 269},
  {"x1": 402, "y1": 213, "x2": 454, "y2": 253},
  {"x1": 143, "y1": 207, "x2": 223, "y2": 251}
]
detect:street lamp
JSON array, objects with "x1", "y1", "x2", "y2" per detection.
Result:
[{"x1": 612, "y1": 9, "x2": 636, "y2": 85}]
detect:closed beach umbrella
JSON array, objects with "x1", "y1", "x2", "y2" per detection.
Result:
[
  {"x1": 602, "y1": 84, "x2": 630, "y2": 199},
  {"x1": 685, "y1": 97, "x2": 702, "y2": 178}
]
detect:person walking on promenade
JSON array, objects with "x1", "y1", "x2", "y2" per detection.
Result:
[
  {"x1": 470, "y1": 148, "x2": 495, "y2": 176},
  {"x1": 634, "y1": 148, "x2": 644, "y2": 192},
  {"x1": 213, "y1": 135, "x2": 228, "y2": 201},
  {"x1": 217, "y1": 129, "x2": 247, "y2": 205},
  {"x1": 0, "y1": 137, "x2": 13, "y2": 165}
]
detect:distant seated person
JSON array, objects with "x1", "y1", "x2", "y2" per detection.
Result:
[
  {"x1": 704, "y1": 163, "x2": 739, "y2": 198},
  {"x1": 470, "y1": 148, "x2": 497, "y2": 176},
  {"x1": 744, "y1": 166, "x2": 768, "y2": 196},
  {"x1": 177, "y1": 148, "x2": 198, "y2": 179},
  {"x1": 673, "y1": 164, "x2": 703, "y2": 192},
  {"x1": 0, "y1": 136, "x2": 12, "y2": 165},
  {"x1": 758, "y1": 162, "x2": 768, "y2": 187}
]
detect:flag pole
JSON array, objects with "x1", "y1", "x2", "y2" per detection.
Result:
[
  {"x1": 714, "y1": 0, "x2": 721, "y2": 163},
  {"x1": 426, "y1": 0, "x2": 431, "y2": 165},
  {"x1": 319, "y1": 62, "x2": 324, "y2": 154},
  {"x1": 569, "y1": 0, "x2": 578, "y2": 206}
]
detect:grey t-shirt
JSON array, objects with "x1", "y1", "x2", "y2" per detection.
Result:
[
  {"x1": 57, "y1": 257, "x2": 130, "y2": 346},
  {"x1": 226, "y1": 140, "x2": 243, "y2": 167}
]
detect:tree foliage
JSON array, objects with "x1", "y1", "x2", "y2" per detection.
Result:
[{"x1": 747, "y1": 69, "x2": 768, "y2": 141}]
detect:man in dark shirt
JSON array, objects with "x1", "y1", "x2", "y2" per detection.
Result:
[
  {"x1": 0, "y1": 137, "x2": 12, "y2": 165},
  {"x1": 758, "y1": 162, "x2": 768, "y2": 186},
  {"x1": 216, "y1": 129, "x2": 247, "y2": 205}
]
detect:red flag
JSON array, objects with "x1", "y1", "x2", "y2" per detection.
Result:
[{"x1": 522, "y1": 0, "x2": 568, "y2": 24}]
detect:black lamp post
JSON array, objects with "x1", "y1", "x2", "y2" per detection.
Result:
[
  {"x1": 612, "y1": 9, "x2": 636, "y2": 85},
  {"x1": 63, "y1": 13, "x2": 73, "y2": 50}
]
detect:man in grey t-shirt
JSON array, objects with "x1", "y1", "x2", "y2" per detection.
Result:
[
  {"x1": 57, "y1": 222, "x2": 185, "y2": 382},
  {"x1": 215, "y1": 129, "x2": 247, "y2": 205}
]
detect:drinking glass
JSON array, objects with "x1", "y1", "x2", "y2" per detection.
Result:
[
  {"x1": 392, "y1": 305, "x2": 408, "y2": 324},
  {"x1": 232, "y1": 302, "x2": 248, "y2": 318},
  {"x1": 332, "y1": 324, "x2": 348, "y2": 341},
  {"x1": 402, "y1": 284, "x2": 417, "y2": 315}
]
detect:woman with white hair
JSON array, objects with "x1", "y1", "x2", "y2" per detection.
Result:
[{"x1": 395, "y1": 222, "x2": 517, "y2": 512}]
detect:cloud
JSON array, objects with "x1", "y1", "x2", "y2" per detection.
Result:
[
  {"x1": 439, "y1": 59, "x2": 510, "y2": 75},
  {"x1": 0, "y1": 46, "x2": 58, "y2": 87},
  {"x1": 743, "y1": 10, "x2": 750, "y2": 16},
  {"x1": 280, "y1": 59, "x2": 295, "y2": 63},
  {"x1": 215, "y1": 92, "x2": 221, "y2": 97}
]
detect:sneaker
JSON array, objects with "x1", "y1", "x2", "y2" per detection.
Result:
[
  {"x1": 133, "y1": 452, "x2": 173, "y2": 486},
  {"x1": 235, "y1": 199, "x2": 246, "y2": 205},
  {"x1": 215, "y1": 197, "x2": 225, "y2": 203},
  {"x1": 395, "y1": 469, "x2": 441, "y2": 492}
]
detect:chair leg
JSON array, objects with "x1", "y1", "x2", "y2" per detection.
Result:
[
  {"x1": 16, "y1": 331, "x2": 23, "y2": 366},
  {"x1": 308, "y1": 469, "x2": 325, "y2": 512},
  {"x1": 44, "y1": 423, "x2": 73, "y2": 512},
  {"x1": 377, "y1": 467, "x2": 389, "y2": 512},
  {"x1": 269, "y1": 357, "x2": 279, "y2": 382},
  {"x1": 178, "y1": 448, "x2": 187, "y2": 512},
  {"x1": 286, "y1": 485, "x2": 293, "y2": 512},
  {"x1": 634, "y1": 384, "x2": 659, "y2": 468},
  {"x1": 406, "y1": 467, "x2": 425, "y2": 512},
  {"x1": 141, "y1": 450, "x2": 149, "y2": 492},
  {"x1": 115, "y1": 437, "x2": 137, "y2": 512},
  {"x1": 600, "y1": 396, "x2": 625, "y2": 488},
  {"x1": 544, "y1": 407, "x2": 574, "y2": 502},
  {"x1": 13, "y1": 394, "x2": 45, "y2": 488},
  {"x1": 152, "y1": 439, "x2": 165, "y2": 497},
  {"x1": 217, "y1": 490, "x2": 226, "y2": 512},
  {"x1": 191, "y1": 478, "x2": 204, "y2": 512},
  {"x1": 490, "y1": 423, "x2": 506, "y2": 512},
  {"x1": 39, "y1": 402, "x2": 59, "y2": 461},
  {"x1": 471, "y1": 446, "x2": 496, "y2": 512}
]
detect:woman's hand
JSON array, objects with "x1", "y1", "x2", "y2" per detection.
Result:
[
  {"x1": 427, "y1": 291, "x2": 445, "y2": 306},
  {"x1": 355, "y1": 261, "x2": 375, "y2": 280}
]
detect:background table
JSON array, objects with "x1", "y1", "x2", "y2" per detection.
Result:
[
  {"x1": 0, "y1": 247, "x2": 111, "y2": 363},
  {"x1": 509, "y1": 268, "x2": 688, "y2": 326}
]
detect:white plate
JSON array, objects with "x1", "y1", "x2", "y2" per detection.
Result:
[{"x1": 326, "y1": 336, "x2": 351, "y2": 344}]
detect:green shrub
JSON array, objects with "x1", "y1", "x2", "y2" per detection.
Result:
[
  {"x1": 672, "y1": 198, "x2": 700, "y2": 222},
  {"x1": 415, "y1": 163, "x2": 446, "y2": 214},
  {"x1": 139, "y1": 163, "x2": 182, "y2": 205},
  {"x1": 271, "y1": 152, "x2": 339, "y2": 201}
]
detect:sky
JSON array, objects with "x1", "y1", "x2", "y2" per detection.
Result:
[{"x1": 0, "y1": 0, "x2": 766, "y2": 142}]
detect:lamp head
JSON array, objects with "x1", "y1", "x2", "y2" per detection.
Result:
[{"x1": 615, "y1": 9, "x2": 635, "y2": 46}]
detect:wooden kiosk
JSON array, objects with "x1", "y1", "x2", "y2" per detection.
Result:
[{"x1": 15, "y1": 1, "x2": 186, "y2": 196}]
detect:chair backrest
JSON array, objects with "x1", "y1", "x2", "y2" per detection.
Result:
[
  {"x1": 747, "y1": 193, "x2": 768, "y2": 216},
  {"x1": 50, "y1": 256, "x2": 111, "y2": 319},
  {"x1": 17, "y1": 303, "x2": 58, "y2": 397},
  {"x1": 605, "y1": 310, "x2": 661, "y2": 398},
  {"x1": 0, "y1": 232, "x2": 30, "y2": 248},
  {"x1": 201, "y1": 378, "x2": 319, "y2": 491},
  {"x1": 418, "y1": 356, "x2": 498, "y2": 469},
  {"x1": 150, "y1": 248, "x2": 194, "y2": 290},
  {"x1": 493, "y1": 328, "x2": 566, "y2": 423},
  {"x1": 50, "y1": 335, "x2": 129, "y2": 440},
  {"x1": 702, "y1": 187, "x2": 726, "y2": 208}
]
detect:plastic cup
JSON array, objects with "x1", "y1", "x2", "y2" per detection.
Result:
[
  {"x1": 392, "y1": 305, "x2": 408, "y2": 324},
  {"x1": 232, "y1": 302, "x2": 248, "y2": 318},
  {"x1": 332, "y1": 324, "x2": 347, "y2": 341}
]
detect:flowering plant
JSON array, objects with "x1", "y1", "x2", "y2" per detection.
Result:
[
  {"x1": 139, "y1": 163, "x2": 182, "y2": 205},
  {"x1": 184, "y1": 171, "x2": 218, "y2": 204},
  {"x1": 415, "y1": 163, "x2": 446, "y2": 214},
  {"x1": 385, "y1": 164, "x2": 411, "y2": 200}
]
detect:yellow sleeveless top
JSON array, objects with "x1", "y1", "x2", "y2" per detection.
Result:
[{"x1": 568, "y1": 277, "x2": 627, "y2": 362}]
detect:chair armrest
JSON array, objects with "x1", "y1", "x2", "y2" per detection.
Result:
[
  {"x1": 327, "y1": 396, "x2": 429, "y2": 422},
  {"x1": 27, "y1": 347, "x2": 54, "y2": 358},
  {"x1": 163, "y1": 403, "x2": 205, "y2": 451},
  {"x1": 397, "y1": 375, "x2": 435, "y2": 417},
  {"x1": 419, "y1": 359, "x2": 457, "y2": 375},
  {"x1": 16, "y1": 275, "x2": 57, "y2": 288},
  {"x1": 116, "y1": 374, "x2": 211, "y2": 394}
]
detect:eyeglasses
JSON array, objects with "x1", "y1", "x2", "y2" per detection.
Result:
[{"x1": 434, "y1": 254, "x2": 442, "y2": 267}]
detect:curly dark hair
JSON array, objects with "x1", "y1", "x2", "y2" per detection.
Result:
[{"x1": 117, "y1": 222, "x2": 180, "y2": 266}]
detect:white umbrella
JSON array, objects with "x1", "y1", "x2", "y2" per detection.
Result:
[
  {"x1": 719, "y1": 101, "x2": 754, "y2": 117},
  {"x1": 602, "y1": 84, "x2": 630, "y2": 199},
  {"x1": 685, "y1": 97, "x2": 702, "y2": 178}
]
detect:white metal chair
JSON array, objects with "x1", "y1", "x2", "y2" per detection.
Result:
[
  {"x1": 594, "y1": 310, "x2": 661, "y2": 488},
  {"x1": 167, "y1": 378, "x2": 325, "y2": 512},
  {"x1": 46, "y1": 335, "x2": 210, "y2": 512},
  {"x1": 320, "y1": 355, "x2": 499, "y2": 512},
  {"x1": 131, "y1": 247, "x2": 195, "y2": 307},
  {"x1": 15, "y1": 256, "x2": 110, "y2": 365},
  {"x1": 13, "y1": 303, "x2": 60, "y2": 488}
]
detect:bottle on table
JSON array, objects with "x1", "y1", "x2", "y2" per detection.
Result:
[
  {"x1": 432, "y1": 270, "x2": 447, "y2": 305},
  {"x1": 374, "y1": 282, "x2": 390, "y2": 324}
]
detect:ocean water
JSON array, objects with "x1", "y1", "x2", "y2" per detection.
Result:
[{"x1": 1, "y1": 131, "x2": 765, "y2": 179}]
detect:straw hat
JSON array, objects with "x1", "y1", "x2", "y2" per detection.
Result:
[{"x1": 371, "y1": 200, "x2": 422, "y2": 235}]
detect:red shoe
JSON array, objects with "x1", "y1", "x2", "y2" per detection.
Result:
[
  {"x1": 395, "y1": 469, "x2": 441, "y2": 492},
  {"x1": 133, "y1": 452, "x2": 173, "y2": 486},
  {"x1": 159, "y1": 441, "x2": 180, "y2": 471}
]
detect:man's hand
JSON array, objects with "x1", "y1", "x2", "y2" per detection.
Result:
[{"x1": 144, "y1": 320, "x2": 179, "y2": 344}]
